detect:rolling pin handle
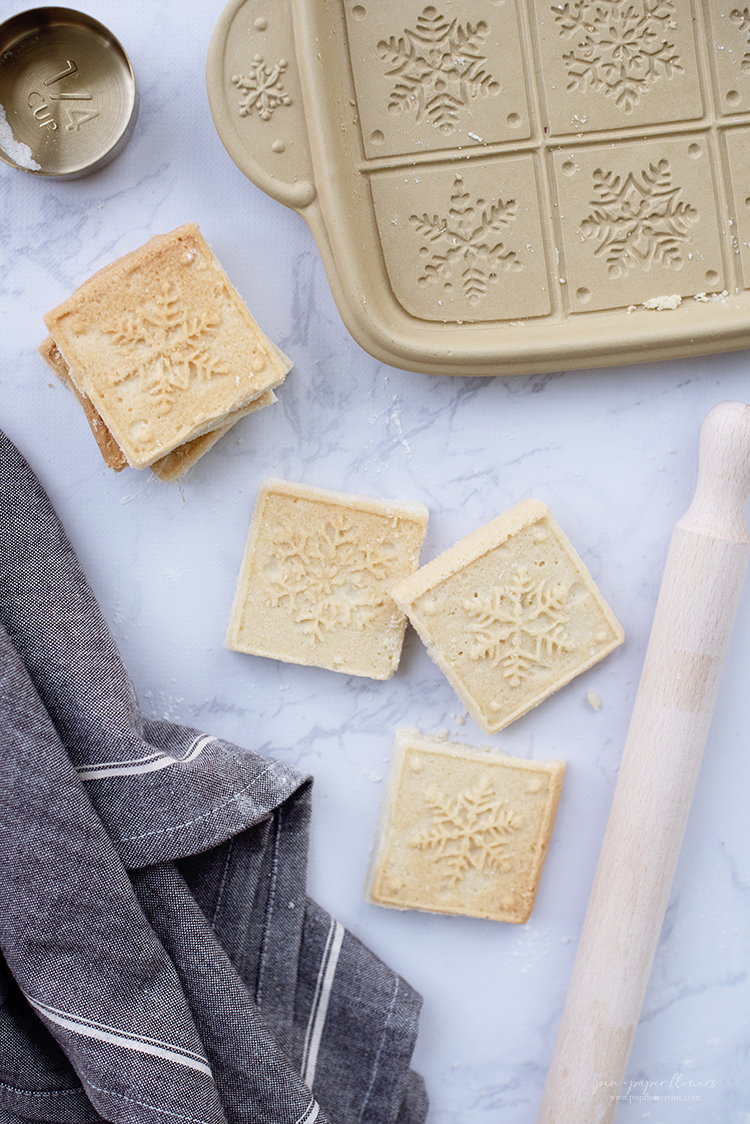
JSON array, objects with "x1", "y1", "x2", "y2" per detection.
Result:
[{"x1": 678, "y1": 401, "x2": 750, "y2": 542}]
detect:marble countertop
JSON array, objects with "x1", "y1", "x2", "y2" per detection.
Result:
[{"x1": 2, "y1": 2, "x2": 750, "y2": 1121}]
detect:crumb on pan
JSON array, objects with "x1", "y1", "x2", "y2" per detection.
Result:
[{"x1": 643, "y1": 294, "x2": 682, "y2": 311}]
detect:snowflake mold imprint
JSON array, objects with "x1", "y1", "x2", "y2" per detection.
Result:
[
  {"x1": 101, "y1": 281, "x2": 226, "y2": 417},
  {"x1": 410, "y1": 175, "x2": 522, "y2": 305},
  {"x1": 263, "y1": 512, "x2": 395, "y2": 644},
  {"x1": 232, "y1": 55, "x2": 292, "y2": 120},
  {"x1": 580, "y1": 158, "x2": 699, "y2": 279},
  {"x1": 410, "y1": 778, "x2": 524, "y2": 884},
  {"x1": 462, "y1": 564, "x2": 575, "y2": 687},
  {"x1": 377, "y1": 5, "x2": 501, "y2": 135},
  {"x1": 553, "y1": 0, "x2": 684, "y2": 113}
]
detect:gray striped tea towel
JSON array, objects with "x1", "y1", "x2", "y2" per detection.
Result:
[{"x1": 0, "y1": 429, "x2": 427, "y2": 1124}]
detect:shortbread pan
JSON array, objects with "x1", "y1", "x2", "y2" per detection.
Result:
[{"x1": 208, "y1": 0, "x2": 750, "y2": 376}]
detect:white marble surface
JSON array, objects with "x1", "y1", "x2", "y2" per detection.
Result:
[{"x1": 2, "y1": 2, "x2": 750, "y2": 1121}]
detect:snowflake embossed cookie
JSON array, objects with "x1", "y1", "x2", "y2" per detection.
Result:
[
  {"x1": 367, "y1": 729, "x2": 565, "y2": 923},
  {"x1": 391, "y1": 499, "x2": 623, "y2": 732},
  {"x1": 226, "y1": 479, "x2": 429, "y2": 680},
  {"x1": 40, "y1": 223, "x2": 291, "y2": 475}
]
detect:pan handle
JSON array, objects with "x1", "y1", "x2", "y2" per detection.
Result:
[{"x1": 207, "y1": 0, "x2": 316, "y2": 211}]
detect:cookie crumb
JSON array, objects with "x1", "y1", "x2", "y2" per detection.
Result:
[
  {"x1": 643, "y1": 294, "x2": 681, "y2": 311},
  {"x1": 587, "y1": 690, "x2": 602, "y2": 711}
]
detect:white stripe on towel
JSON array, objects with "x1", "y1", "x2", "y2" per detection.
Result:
[
  {"x1": 26, "y1": 996, "x2": 212, "y2": 1076},
  {"x1": 77, "y1": 735, "x2": 215, "y2": 781},
  {"x1": 300, "y1": 918, "x2": 345, "y2": 1089},
  {"x1": 295, "y1": 1098, "x2": 320, "y2": 1124}
]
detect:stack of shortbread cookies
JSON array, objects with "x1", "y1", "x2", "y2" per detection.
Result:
[{"x1": 39, "y1": 223, "x2": 291, "y2": 481}]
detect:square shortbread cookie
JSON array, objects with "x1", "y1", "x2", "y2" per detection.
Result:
[
  {"x1": 367, "y1": 729, "x2": 565, "y2": 923},
  {"x1": 226, "y1": 479, "x2": 429, "y2": 680},
  {"x1": 391, "y1": 499, "x2": 623, "y2": 733},
  {"x1": 41, "y1": 223, "x2": 292, "y2": 470}
]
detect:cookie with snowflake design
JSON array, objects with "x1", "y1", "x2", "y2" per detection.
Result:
[
  {"x1": 367, "y1": 729, "x2": 565, "y2": 923},
  {"x1": 225, "y1": 479, "x2": 429, "y2": 680},
  {"x1": 391, "y1": 499, "x2": 623, "y2": 732},
  {"x1": 40, "y1": 223, "x2": 291, "y2": 473}
]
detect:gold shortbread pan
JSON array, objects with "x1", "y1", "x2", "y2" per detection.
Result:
[{"x1": 208, "y1": 0, "x2": 750, "y2": 376}]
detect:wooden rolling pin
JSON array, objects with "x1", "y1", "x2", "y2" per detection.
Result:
[{"x1": 536, "y1": 401, "x2": 750, "y2": 1124}]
